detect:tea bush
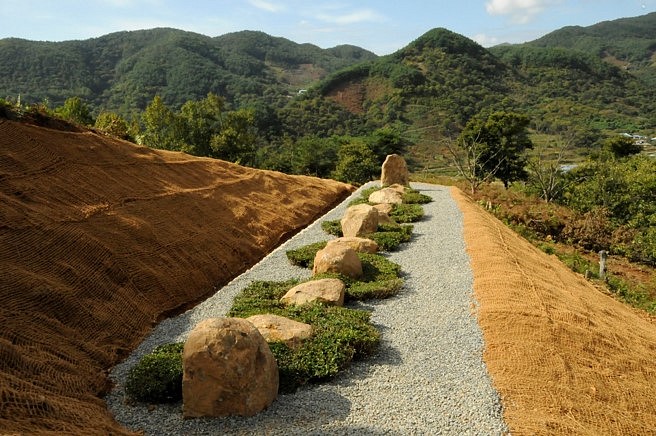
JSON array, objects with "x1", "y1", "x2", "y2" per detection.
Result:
[{"x1": 125, "y1": 343, "x2": 184, "y2": 403}]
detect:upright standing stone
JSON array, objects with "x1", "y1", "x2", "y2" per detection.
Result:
[
  {"x1": 182, "y1": 318, "x2": 278, "y2": 418},
  {"x1": 380, "y1": 154, "x2": 409, "y2": 187}
]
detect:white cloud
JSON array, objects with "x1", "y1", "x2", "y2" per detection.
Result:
[
  {"x1": 248, "y1": 0, "x2": 284, "y2": 13},
  {"x1": 485, "y1": 0, "x2": 562, "y2": 23},
  {"x1": 472, "y1": 33, "x2": 500, "y2": 47},
  {"x1": 315, "y1": 8, "x2": 386, "y2": 25}
]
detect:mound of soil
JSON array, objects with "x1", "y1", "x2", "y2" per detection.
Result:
[
  {"x1": 453, "y1": 188, "x2": 656, "y2": 435},
  {"x1": 0, "y1": 118, "x2": 353, "y2": 434}
]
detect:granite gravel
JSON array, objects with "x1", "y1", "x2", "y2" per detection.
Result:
[{"x1": 106, "y1": 182, "x2": 508, "y2": 435}]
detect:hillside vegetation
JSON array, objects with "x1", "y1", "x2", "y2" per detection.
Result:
[{"x1": 0, "y1": 28, "x2": 377, "y2": 113}]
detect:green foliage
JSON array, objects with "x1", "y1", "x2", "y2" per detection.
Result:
[
  {"x1": 0, "y1": 28, "x2": 375, "y2": 113},
  {"x1": 348, "y1": 253, "x2": 403, "y2": 300},
  {"x1": 401, "y1": 189, "x2": 432, "y2": 204},
  {"x1": 332, "y1": 139, "x2": 380, "y2": 185},
  {"x1": 366, "y1": 223, "x2": 413, "y2": 251},
  {"x1": 94, "y1": 111, "x2": 130, "y2": 139},
  {"x1": 55, "y1": 97, "x2": 94, "y2": 126},
  {"x1": 227, "y1": 281, "x2": 380, "y2": 392},
  {"x1": 348, "y1": 186, "x2": 381, "y2": 206},
  {"x1": 602, "y1": 136, "x2": 643, "y2": 158},
  {"x1": 285, "y1": 241, "x2": 327, "y2": 268},
  {"x1": 458, "y1": 111, "x2": 534, "y2": 188},
  {"x1": 321, "y1": 220, "x2": 343, "y2": 237},
  {"x1": 125, "y1": 343, "x2": 184, "y2": 403},
  {"x1": 390, "y1": 203, "x2": 425, "y2": 223},
  {"x1": 228, "y1": 279, "x2": 298, "y2": 318}
]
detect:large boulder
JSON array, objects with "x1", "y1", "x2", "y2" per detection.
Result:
[
  {"x1": 326, "y1": 237, "x2": 379, "y2": 254},
  {"x1": 381, "y1": 154, "x2": 409, "y2": 186},
  {"x1": 368, "y1": 187, "x2": 403, "y2": 205},
  {"x1": 341, "y1": 204, "x2": 379, "y2": 238},
  {"x1": 312, "y1": 244, "x2": 363, "y2": 279},
  {"x1": 182, "y1": 318, "x2": 278, "y2": 418},
  {"x1": 281, "y1": 278, "x2": 346, "y2": 307},
  {"x1": 246, "y1": 314, "x2": 312, "y2": 348},
  {"x1": 372, "y1": 204, "x2": 394, "y2": 225}
]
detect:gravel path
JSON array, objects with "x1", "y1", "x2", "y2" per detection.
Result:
[{"x1": 106, "y1": 182, "x2": 508, "y2": 435}]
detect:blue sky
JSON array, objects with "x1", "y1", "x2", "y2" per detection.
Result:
[{"x1": 0, "y1": 0, "x2": 654, "y2": 54}]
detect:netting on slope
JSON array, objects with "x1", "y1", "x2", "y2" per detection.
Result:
[
  {"x1": 452, "y1": 187, "x2": 656, "y2": 435},
  {"x1": 0, "y1": 119, "x2": 353, "y2": 434}
]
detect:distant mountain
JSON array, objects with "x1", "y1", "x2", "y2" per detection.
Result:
[
  {"x1": 0, "y1": 28, "x2": 377, "y2": 113},
  {"x1": 526, "y1": 12, "x2": 656, "y2": 79}
]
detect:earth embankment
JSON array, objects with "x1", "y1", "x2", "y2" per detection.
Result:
[
  {"x1": 453, "y1": 188, "x2": 656, "y2": 435},
  {"x1": 0, "y1": 118, "x2": 353, "y2": 434}
]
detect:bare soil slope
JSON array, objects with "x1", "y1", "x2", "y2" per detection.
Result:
[
  {"x1": 0, "y1": 118, "x2": 353, "y2": 434},
  {"x1": 453, "y1": 188, "x2": 656, "y2": 435}
]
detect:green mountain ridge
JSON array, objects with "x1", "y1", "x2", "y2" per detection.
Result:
[
  {"x1": 0, "y1": 28, "x2": 377, "y2": 113},
  {"x1": 2, "y1": 14, "x2": 655, "y2": 172}
]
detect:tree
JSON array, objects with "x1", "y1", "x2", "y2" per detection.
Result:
[
  {"x1": 458, "y1": 111, "x2": 533, "y2": 188},
  {"x1": 332, "y1": 139, "x2": 379, "y2": 184},
  {"x1": 94, "y1": 112, "x2": 130, "y2": 140},
  {"x1": 141, "y1": 95, "x2": 185, "y2": 150},
  {"x1": 526, "y1": 132, "x2": 573, "y2": 202},
  {"x1": 210, "y1": 109, "x2": 257, "y2": 166},
  {"x1": 603, "y1": 136, "x2": 642, "y2": 158},
  {"x1": 55, "y1": 97, "x2": 93, "y2": 126},
  {"x1": 178, "y1": 93, "x2": 224, "y2": 156},
  {"x1": 446, "y1": 132, "x2": 502, "y2": 194}
]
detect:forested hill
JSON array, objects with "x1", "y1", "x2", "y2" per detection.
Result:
[
  {"x1": 0, "y1": 28, "x2": 377, "y2": 113},
  {"x1": 524, "y1": 12, "x2": 656, "y2": 81}
]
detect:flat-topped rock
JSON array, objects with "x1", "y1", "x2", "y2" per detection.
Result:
[
  {"x1": 326, "y1": 237, "x2": 379, "y2": 254},
  {"x1": 246, "y1": 314, "x2": 313, "y2": 348},
  {"x1": 281, "y1": 278, "x2": 346, "y2": 307},
  {"x1": 368, "y1": 187, "x2": 403, "y2": 205}
]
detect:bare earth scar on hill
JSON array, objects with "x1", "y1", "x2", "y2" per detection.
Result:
[
  {"x1": 0, "y1": 118, "x2": 353, "y2": 434},
  {"x1": 452, "y1": 187, "x2": 656, "y2": 435}
]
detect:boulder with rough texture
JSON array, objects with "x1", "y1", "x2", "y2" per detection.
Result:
[
  {"x1": 326, "y1": 237, "x2": 379, "y2": 254},
  {"x1": 373, "y1": 203, "x2": 394, "y2": 224},
  {"x1": 380, "y1": 154, "x2": 409, "y2": 187},
  {"x1": 388, "y1": 183, "x2": 407, "y2": 194},
  {"x1": 368, "y1": 187, "x2": 403, "y2": 205},
  {"x1": 281, "y1": 278, "x2": 346, "y2": 307},
  {"x1": 341, "y1": 204, "x2": 379, "y2": 238},
  {"x1": 312, "y1": 244, "x2": 363, "y2": 279},
  {"x1": 246, "y1": 314, "x2": 312, "y2": 348},
  {"x1": 182, "y1": 318, "x2": 278, "y2": 418}
]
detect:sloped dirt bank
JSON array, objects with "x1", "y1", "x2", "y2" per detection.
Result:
[
  {"x1": 453, "y1": 187, "x2": 656, "y2": 435},
  {"x1": 0, "y1": 118, "x2": 353, "y2": 434}
]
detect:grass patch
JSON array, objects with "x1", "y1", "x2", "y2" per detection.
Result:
[
  {"x1": 390, "y1": 203, "x2": 424, "y2": 223},
  {"x1": 348, "y1": 186, "x2": 381, "y2": 206},
  {"x1": 321, "y1": 220, "x2": 342, "y2": 237},
  {"x1": 228, "y1": 281, "x2": 381, "y2": 393},
  {"x1": 125, "y1": 343, "x2": 184, "y2": 403},
  {"x1": 286, "y1": 241, "x2": 327, "y2": 268},
  {"x1": 402, "y1": 189, "x2": 432, "y2": 204}
]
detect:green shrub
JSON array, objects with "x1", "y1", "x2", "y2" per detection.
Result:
[
  {"x1": 402, "y1": 189, "x2": 432, "y2": 204},
  {"x1": 390, "y1": 203, "x2": 424, "y2": 223},
  {"x1": 348, "y1": 186, "x2": 381, "y2": 206},
  {"x1": 125, "y1": 343, "x2": 184, "y2": 403},
  {"x1": 227, "y1": 282, "x2": 381, "y2": 393},
  {"x1": 286, "y1": 241, "x2": 327, "y2": 268},
  {"x1": 321, "y1": 220, "x2": 343, "y2": 237},
  {"x1": 367, "y1": 223, "x2": 413, "y2": 251}
]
